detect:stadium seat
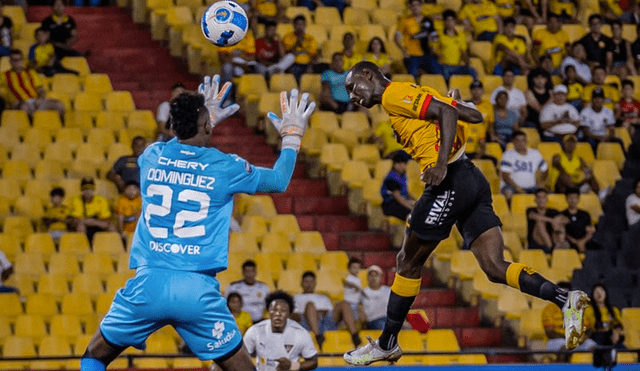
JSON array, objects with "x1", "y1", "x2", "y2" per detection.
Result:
[
  {"x1": 15, "y1": 314, "x2": 47, "y2": 342},
  {"x1": 315, "y1": 269, "x2": 344, "y2": 301},
  {"x1": 341, "y1": 160, "x2": 372, "y2": 189},
  {"x1": 294, "y1": 231, "x2": 326, "y2": 257},
  {"x1": 469, "y1": 41, "x2": 492, "y2": 73},
  {"x1": 254, "y1": 252, "x2": 283, "y2": 284},
  {"x1": 473, "y1": 269, "x2": 502, "y2": 299},
  {"x1": 84, "y1": 73, "x2": 113, "y2": 96},
  {"x1": 287, "y1": 252, "x2": 318, "y2": 272},
  {"x1": 3, "y1": 215, "x2": 35, "y2": 242},
  {"x1": 300, "y1": 74, "x2": 322, "y2": 98},
  {"x1": 270, "y1": 214, "x2": 301, "y2": 242},
  {"x1": 8, "y1": 273, "x2": 35, "y2": 296},
  {"x1": 38, "y1": 274, "x2": 70, "y2": 299},
  {"x1": 237, "y1": 74, "x2": 268, "y2": 101},
  {"x1": 13, "y1": 195, "x2": 44, "y2": 221},
  {"x1": 546, "y1": 193, "x2": 568, "y2": 211},
  {"x1": 322, "y1": 330, "x2": 352, "y2": 352},
  {"x1": 320, "y1": 143, "x2": 350, "y2": 172},
  {"x1": 302, "y1": 127, "x2": 330, "y2": 156},
  {"x1": 106, "y1": 142, "x2": 132, "y2": 164},
  {"x1": 518, "y1": 308, "x2": 545, "y2": 341},
  {"x1": 60, "y1": 57, "x2": 91, "y2": 77},
  {"x1": 228, "y1": 233, "x2": 260, "y2": 257},
  {"x1": 551, "y1": 249, "x2": 581, "y2": 281},
  {"x1": 61, "y1": 293, "x2": 95, "y2": 319},
  {"x1": 128, "y1": 110, "x2": 157, "y2": 138},
  {"x1": 43, "y1": 142, "x2": 74, "y2": 168},
  {"x1": 614, "y1": 127, "x2": 632, "y2": 151},
  {"x1": 574, "y1": 142, "x2": 596, "y2": 166},
  {"x1": 25, "y1": 293, "x2": 58, "y2": 319},
  {"x1": 510, "y1": 193, "x2": 535, "y2": 216},
  {"x1": 269, "y1": 73, "x2": 298, "y2": 93},
  {"x1": 258, "y1": 92, "x2": 281, "y2": 118},
  {"x1": 52, "y1": 73, "x2": 81, "y2": 96},
  {"x1": 59, "y1": 233, "x2": 92, "y2": 260},
  {"x1": 1, "y1": 336, "x2": 36, "y2": 370},
  {"x1": 425, "y1": 329, "x2": 460, "y2": 351},
  {"x1": 451, "y1": 250, "x2": 480, "y2": 280},
  {"x1": 473, "y1": 159, "x2": 499, "y2": 193},
  {"x1": 371, "y1": 8, "x2": 400, "y2": 30},
  {"x1": 74, "y1": 92, "x2": 103, "y2": 113},
  {"x1": 145, "y1": 332, "x2": 178, "y2": 353},
  {"x1": 518, "y1": 250, "x2": 550, "y2": 274},
  {"x1": 537, "y1": 142, "x2": 562, "y2": 167},
  {"x1": 2, "y1": 110, "x2": 30, "y2": 135},
  {"x1": 32, "y1": 336, "x2": 73, "y2": 370},
  {"x1": 0, "y1": 199, "x2": 11, "y2": 224},
  {"x1": 391, "y1": 73, "x2": 415, "y2": 83},
  {"x1": 95, "y1": 111, "x2": 126, "y2": 132},
  {"x1": 11, "y1": 143, "x2": 44, "y2": 169},
  {"x1": 497, "y1": 288, "x2": 529, "y2": 320},
  {"x1": 0, "y1": 293, "x2": 23, "y2": 319},
  {"x1": 34, "y1": 159, "x2": 65, "y2": 182},
  {"x1": 448, "y1": 75, "x2": 474, "y2": 100},
  {"x1": 592, "y1": 160, "x2": 621, "y2": 189},
  {"x1": 503, "y1": 228, "x2": 524, "y2": 259},
  {"x1": 596, "y1": 142, "x2": 625, "y2": 170},
  {"x1": 418, "y1": 74, "x2": 447, "y2": 95},
  {"x1": 345, "y1": 7, "x2": 370, "y2": 26},
  {"x1": 306, "y1": 24, "x2": 328, "y2": 45},
  {"x1": 83, "y1": 253, "x2": 115, "y2": 280},
  {"x1": 310, "y1": 111, "x2": 340, "y2": 135},
  {"x1": 285, "y1": 6, "x2": 312, "y2": 22},
  {"x1": 92, "y1": 231, "x2": 127, "y2": 258},
  {"x1": 245, "y1": 195, "x2": 278, "y2": 219},
  {"x1": 0, "y1": 316, "x2": 10, "y2": 342},
  {"x1": 3, "y1": 160, "x2": 33, "y2": 185},
  {"x1": 87, "y1": 127, "x2": 117, "y2": 152},
  {"x1": 49, "y1": 253, "x2": 81, "y2": 279},
  {"x1": 14, "y1": 252, "x2": 46, "y2": 279},
  {"x1": 33, "y1": 110, "x2": 64, "y2": 136},
  {"x1": 25, "y1": 233, "x2": 56, "y2": 260},
  {"x1": 106, "y1": 274, "x2": 130, "y2": 296},
  {"x1": 261, "y1": 232, "x2": 292, "y2": 260},
  {"x1": 276, "y1": 268, "x2": 304, "y2": 295},
  {"x1": 54, "y1": 127, "x2": 84, "y2": 150},
  {"x1": 329, "y1": 128, "x2": 359, "y2": 153},
  {"x1": 68, "y1": 159, "x2": 100, "y2": 180},
  {"x1": 320, "y1": 251, "x2": 349, "y2": 271},
  {"x1": 238, "y1": 215, "x2": 269, "y2": 241},
  {"x1": 342, "y1": 112, "x2": 371, "y2": 139}
]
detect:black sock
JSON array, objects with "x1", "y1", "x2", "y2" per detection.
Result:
[
  {"x1": 378, "y1": 292, "x2": 416, "y2": 350},
  {"x1": 519, "y1": 271, "x2": 568, "y2": 308}
]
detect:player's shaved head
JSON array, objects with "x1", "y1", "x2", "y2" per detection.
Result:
[
  {"x1": 345, "y1": 61, "x2": 389, "y2": 108},
  {"x1": 348, "y1": 61, "x2": 383, "y2": 78},
  {"x1": 169, "y1": 92, "x2": 207, "y2": 140}
]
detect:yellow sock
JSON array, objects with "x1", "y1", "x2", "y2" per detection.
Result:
[
  {"x1": 506, "y1": 262, "x2": 537, "y2": 290},
  {"x1": 390, "y1": 274, "x2": 422, "y2": 297}
]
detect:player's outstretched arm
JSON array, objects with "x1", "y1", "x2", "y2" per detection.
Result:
[
  {"x1": 254, "y1": 89, "x2": 316, "y2": 193},
  {"x1": 198, "y1": 75, "x2": 240, "y2": 127},
  {"x1": 448, "y1": 88, "x2": 483, "y2": 124}
]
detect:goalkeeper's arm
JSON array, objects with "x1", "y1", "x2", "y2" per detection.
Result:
[{"x1": 254, "y1": 148, "x2": 297, "y2": 193}]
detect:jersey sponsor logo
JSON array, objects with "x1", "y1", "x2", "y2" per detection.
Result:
[
  {"x1": 207, "y1": 321, "x2": 238, "y2": 350},
  {"x1": 212, "y1": 321, "x2": 225, "y2": 339},
  {"x1": 158, "y1": 156, "x2": 210, "y2": 171},
  {"x1": 149, "y1": 241, "x2": 201, "y2": 255},
  {"x1": 403, "y1": 95, "x2": 413, "y2": 103},
  {"x1": 412, "y1": 93, "x2": 423, "y2": 111},
  {"x1": 285, "y1": 344, "x2": 294, "y2": 353},
  {"x1": 425, "y1": 190, "x2": 454, "y2": 225}
]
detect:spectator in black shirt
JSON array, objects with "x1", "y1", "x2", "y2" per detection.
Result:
[
  {"x1": 107, "y1": 136, "x2": 147, "y2": 193},
  {"x1": 0, "y1": 5, "x2": 13, "y2": 57},
  {"x1": 381, "y1": 151, "x2": 415, "y2": 221},
  {"x1": 578, "y1": 14, "x2": 613, "y2": 72},
  {"x1": 631, "y1": 24, "x2": 640, "y2": 73},
  {"x1": 561, "y1": 188, "x2": 596, "y2": 253},
  {"x1": 41, "y1": 0, "x2": 84, "y2": 60},
  {"x1": 527, "y1": 188, "x2": 566, "y2": 252}
]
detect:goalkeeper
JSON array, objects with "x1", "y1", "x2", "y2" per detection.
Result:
[{"x1": 79, "y1": 75, "x2": 315, "y2": 371}]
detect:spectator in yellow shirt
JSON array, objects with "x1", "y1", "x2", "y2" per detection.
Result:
[
  {"x1": 115, "y1": 181, "x2": 142, "y2": 241},
  {"x1": 492, "y1": 17, "x2": 531, "y2": 76},
  {"x1": 70, "y1": 177, "x2": 116, "y2": 243},
  {"x1": 434, "y1": 10, "x2": 477, "y2": 82},
  {"x1": 495, "y1": 0, "x2": 516, "y2": 18},
  {"x1": 563, "y1": 65, "x2": 584, "y2": 111},
  {"x1": 28, "y1": 27, "x2": 78, "y2": 77},
  {"x1": 459, "y1": 0, "x2": 502, "y2": 42},
  {"x1": 363, "y1": 37, "x2": 391, "y2": 77},
  {"x1": 516, "y1": 0, "x2": 546, "y2": 28},
  {"x1": 548, "y1": 0, "x2": 577, "y2": 22},
  {"x1": 582, "y1": 65, "x2": 620, "y2": 111},
  {"x1": 532, "y1": 14, "x2": 570, "y2": 72},
  {"x1": 467, "y1": 80, "x2": 495, "y2": 158},
  {"x1": 341, "y1": 32, "x2": 363, "y2": 71},
  {"x1": 227, "y1": 292, "x2": 254, "y2": 335},
  {"x1": 394, "y1": 0, "x2": 443, "y2": 78},
  {"x1": 283, "y1": 15, "x2": 318, "y2": 81},
  {"x1": 42, "y1": 187, "x2": 70, "y2": 242},
  {"x1": 372, "y1": 120, "x2": 404, "y2": 157}
]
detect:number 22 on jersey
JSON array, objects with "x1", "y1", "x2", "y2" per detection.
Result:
[{"x1": 145, "y1": 184, "x2": 211, "y2": 239}]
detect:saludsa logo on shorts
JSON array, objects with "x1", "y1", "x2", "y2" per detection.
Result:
[{"x1": 207, "y1": 321, "x2": 237, "y2": 351}]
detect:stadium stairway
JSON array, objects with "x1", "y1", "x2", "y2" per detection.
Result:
[{"x1": 23, "y1": 5, "x2": 509, "y2": 354}]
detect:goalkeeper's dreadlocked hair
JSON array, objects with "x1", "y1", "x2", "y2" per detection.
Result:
[{"x1": 169, "y1": 92, "x2": 206, "y2": 140}]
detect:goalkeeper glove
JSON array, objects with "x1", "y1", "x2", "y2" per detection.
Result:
[
  {"x1": 267, "y1": 89, "x2": 315, "y2": 152},
  {"x1": 198, "y1": 75, "x2": 240, "y2": 129}
]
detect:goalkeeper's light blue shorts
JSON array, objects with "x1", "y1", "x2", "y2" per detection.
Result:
[{"x1": 100, "y1": 267, "x2": 242, "y2": 361}]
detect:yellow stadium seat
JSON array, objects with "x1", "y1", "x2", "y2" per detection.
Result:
[
  {"x1": 358, "y1": 25, "x2": 386, "y2": 45},
  {"x1": 14, "y1": 196, "x2": 44, "y2": 221},
  {"x1": 270, "y1": 214, "x2": 301, "y2": 242},
  {"x1": 293, "y1": 231, "x2": 326, "y2": 256},
  {"x1": 2, "y1": 110, "x2": 30, "y2": 135},
  {"x1": 320, "y1": 143, "x2": 350, "y2": 172},
  {"x1": 320, "y1": 251, "x2": 349, "y2": 271},
  {"x1": 25, "y1": 293, "x2": 58, "y2": 318},
  {"x1": 519, "y1": 250, "x2": 550, "y2": 274},
  {"x1": 0, "y1": 293, "x2": 23, "y2": 319},
  {"x1": 60, "y1": 57, "x2": 91, "y2": 77},
  {"x1": 11, "y1": 142, "x2": 43, "y2": 168},
  {"x1": 306, "y1": 24, "x2": 328, "y2": 46},
  {"x1": 344, "y1": 7, "x2": 370, "y2": 26},
  {"x1": 54, "y1": 127, "x2": 84, "y2": 150},
  {"x1": 341, "y1": 160, "x2": 372, "y2": 189},
  {"x1": 451, "y1": 250, "x2": 480, "y2": 280},
  {"x1": 59, "y1": 233, "x2": 92, "y2": 259},
  {"x1": 229, "y1": 233, "x2": 260, "y2": 257},
  {"x1": 0, "y1": 126, "x2": 21, "y2": 152},
  {"x1": 315, "y1": 269, "x2": 344, "y2": 301},
  {"x1": 67, "y1": 160, "x2": 99, "y2": 180},
  {"x1": 497, "y1": 287, "x2": 530, "y2": 319},
  {"x1": 25, "y1": 233, "x2": 55, "y2": 260},
  {"x1": 518, "y1": 308, "x2": 545, "y2": 341},
  {"x1": 285, "y1": 6, "x2": 313, "y2": 22},
  {"x1": 277, "y1": 269, "x2": 304, "y2": 295},
  {"x1": 0, "y1": 316, "x2": 10, "y2": 341},
  {"x1": 0, "y1": 198, "x2": 11, "y2": 224},
  {"x1": 74, "y1": 143, "x2": 107, "y2": 169},
  {"x1": 596, "y1": 142, "x2": 625, "y2": 170},
  {"x1": 172, "y1": 358, "x2": 204, "y2": 368},
  {"x1": 577, "y1": 193, "x2": 603, "y2": 225},
  {"x1": 7, "y1": 273, "x2": 35, "y2": 296},
  {"x1": 574, "y1": 142, "x2": 595, "y2": 166},
  {"x1": 34, "y1": 160, "x2": 65, "y2": 182},
  {"x1": 351, "y1": 0, "x2": 377, "y2": 10},
  {"x1": 311, "y1": 111, "x2": 340, "y2": 135},
  {"x1": 391, "y1": 73, "x2": 415, "y2": 83},
  {"x1": 614, "y1": 127, "x2": 632, "y2": 151},
  {"x1": 269, "y1": 73, "x2": 298, "y2": 93},
  {"x1": 32, "y1": 336, "x2": 73, "y2": 370},
  {"x1": 255, "y1": 252, "x2": 285, "y2": 282},
  {"x1": 449, "y1": 75, "x2": 474, "y2": 100},
  {"x1": 329, "y1": 128, "x2": 359, "y2": 153},
  {"x1": 570, "y1": 353, "x2": 592, "y2": 364},
  {"x1": 322, "y1": 330, "x2": 352, "y2": 352},
  {"x1": 94, "y1": 112, "x2": 124, "y2": 133},
  {"x1": 83, "y1": 253, "x2": 115, "y2": 280},
  {"x1": 52, "y1": 73, "x2": 81, "y2": 96},
  {"x1": 87, "y1": 127, "x2": 116, "y2": 152},
  {"x1": 551, "y1": 248, "x2": 581, "y2": 280},
  {"x1": 146, "y1": 333, "x2": 177, "y2": 353},
  {"x1": 342, "y1": 112, "x2": 371, "y2": 139},
  {"x1": 300, "y1": 74, "x2": 322, "y2": 98},
  {"x1": 245, "y1": 195, "x2": 278, "y2": 219},
  {"x1": 61, "y1": 293, "x2": 94, "y2": 318},
  {"x1": 240, "y1": 215, "x2": 269, "y2": 241},
  {"x1": 128, "y1": 110, "x2": 157, "y2": 138},
  {"x1": 106, "y1": 274, "x2": 130, "y2": 296},
  {"x1": 84, "y1": 73, "x2": 113, "y2": 96},
  {"x1": 3, "y1": 160, "x2": 33, "y2": 184},
  {"x1": 537, "y1": 142, "x2": 562, "y2": 166},
  {"x1": 419, "y1": 74, "x2": 447, "y2": 95},
  {"x1": 32, "y1": 111, "x2": 63, "y2": 136},
  {"x1": 469, "y1": 41, "x2": 492, "y2": 73},
  {"x1": 371, "y1": 8, "x2": 399, "y2": 30},
  {"x1": 15, "y1": 314, "x2": 47, "y2": 341},
  {"x1": 258, "y1": 92, "x2": 280, "y2": 117},
  {"x1": 510, "y1": 193, "x2": 535, "y2": 216},
  {"x1": 74, "y1": 92, "x2": 103, "y2": 113},
  {"x1": 546, "y1": 193, "x2": 568, "y2": 211},
  {"x1": 314, "y1": 6, "x2": 342, "y2": 28},
  {"x1": 1, "y1": 336, "x2": 36, "y2": 370},
  {"x1": 593, "y1": 160, "x2": 621, "y2": 189},
  {"x1": 237, "y1": 74, "x2": 268, "y2": 101},
  {"x1": 43, "y1": 142, "x2": 74, "y2": 168},
  {"x1": 106, "y1": 142, "x2": 131, "y2": 164},
  {"x1": 37, "y1": 274, "x2": 70, "y2": 299},
  {"x1": 92, "y1": 231, "x2": 126, "y2": 257},
  {"x1": 261, "y1": 232, "x2": 292, "y2": 259},
  {"x1": 373, "y1": 159, "x2": 392, "y2": 180},
  {"x1": 64, "y1": 112, "x2": 94, "y2": 136},
  {"x1": 287, "y1": 252, "x2": 318, "y2": 272},
  {"x1": 472, "y1": 269, "x2": 502, "y2": 299},
  {"x1": 425, "y1": 329, "x2": 460, "y2": 351},
  {"x1": 49, "y1": 253, "x2": 80, "y2": 279},
  {"x1": 13, "y1": 253, "x2": 45, "y2": 282}
]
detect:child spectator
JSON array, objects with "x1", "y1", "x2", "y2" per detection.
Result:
[
  {"x1": 42, "y1": 187, "x2": 70, "y2": 242},
  {"x1": 618, "y1": 79, "x2": 640, "y2": 137},
  {"x1": 563, "y1": 65, "x2": 584, "y2": 112},
  {"x1": 360, "y1": 265, "x2": 390, "y2": 330},
  {"x1": 320, "y1": 53, "x2": 354, "y2": 113},
  {"x1": 227, "y1": 292, "x2": 253, "y2": 335},
  {"x1": 115, "y1": 181, "x2": 141, "y2": 241},
  {"x1": 70, "y1": 177, "x2": 116, "y2": 242},
  {"x1": 343, "y1": 257, "x2": 364, "y2": 317},
  {"x1": 28, "y1": 27, "x2": 78, "y2": 76},
  {"x1": 381, "y1": 151, "x2": 415, "y2": 221}
]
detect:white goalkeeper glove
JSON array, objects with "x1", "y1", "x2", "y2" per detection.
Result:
[
  {"x1": 267, "y1": 89, "x2": 315, "y2": 151},
  {"x1": 198, "y1": 75, "x2": 240, "y2": 129}
]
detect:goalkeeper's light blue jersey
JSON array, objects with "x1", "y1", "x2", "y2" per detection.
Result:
[{"x1": 129, "y1": 138, "x2": 261, "y2": 273}]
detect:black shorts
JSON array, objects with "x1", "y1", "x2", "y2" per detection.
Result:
[{"x1": 408, "y1": 157, "x2": 502, "y2": 245}]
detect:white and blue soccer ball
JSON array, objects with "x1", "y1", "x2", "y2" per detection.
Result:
[{"x1": 201, "y1": 0, "x2": 249, "y2": 47}]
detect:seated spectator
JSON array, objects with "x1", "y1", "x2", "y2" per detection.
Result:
[
  {"x1": 618, "y1": 79, "x2": 640, "y2": 137},
  {"x1": 41, "y1": 0, "x2": 85, "y2": 60},
  {"x1": 611, "y1": 20, "x2": 637, "y2": 80},
  {"x1": 544, "y1": 282, "x2": 596, "y2": 353},
  {"x1": 42, "y1": 187, "x2": 70, "y2": 242},
  {"x1": 394, "y1": 0, "x2": 442, "y2": 78},
  {"x1": 459, "y1": 0, "x2": 501, "y2": 42},
  {"x1": 0, "y1": 4, "x2": 13, "y2": 57},
  {"x1": 548, "y1": 0, "x2": 576, "y2": 23},
  {"x1": 599, "y1": 0, "x2": 624, "y2": 22},
  {"x1": 433, "y1": 10, "x2": 477, "y2": 82},
  {"x1": 490, "y1": 68, "x2": 528, "y2": 122},
  {"x1": 341, "y1": 32, "x2": 363, "y2": 71},
  {"x1": 372, "y1": 120, "x2": 404, "y2": 158},
  {"x1": 28, "y1": 27, "x2": 78, "y2": 76},
  {"x1": 622, "y1": 1, "x2": 640, "y2": 24},
  {"x1": 626, "y1": 178, "x2": 640, "y2": 228},
  {"x1": 632, "y1": 24, "x2": 640, "y2": 72},
  {"x1": 578, "y1": 14, "x2": 613, "y2": 71},
  {"x1": 500, "y1": 130, "x2": 548, "y2": 203},
  {"x1": 115, "y1": 181, "x2": 141, "y2": 241},
  {"x1": 532, "y1": 14, "x2": 570, "y2": 73},
  {"x1": 585, "y1": 284, "x2": 623, "y2": 346},
  {"x1": 563, "y1": 65, "x2": 584, "y2": 112},
  {"x1": 1, "y1": 49, "x2": 65, "y2": 117},
  {"x1": 254, "y1": 21, "x2": 295, "y2": 77},
  {"x1": 560, "y1": 42, "x2": 592, "y2": 85},
  {"x1": 491, "y1": 90, "x2": 519, "y2": 148},
  {"x1": 524, "y1": 68, "x2": 552, "y2": 128},
  {"x1": 495, "y1": 0, "x2": 515, "y2": 19},
  {"x1": 582, "y1": 65, "x2": 620, "y2": 111},
  {"x1": 254, "y1": 0, "x2": 284, "y2": 24},
  {"x1": 107, "y1": 136, "x2": 147, "y2": 193},
  {"x1": 360, "y1": 265, "x2": 390, "y2": 330},
  {"x1": 0, "y1": 248, "x2": 17, "y2": 293},
  {"x1": 70, "y1": 177, "x2": 116, "y2": 242},
  {"x1": 293, "y1": 271, "x2": 361, "y2": 348},
  {"x1": 381, "y1": 151, "x2": 415, "y2": 222},
  {"x1": 549, "y1": 134, "x2": 599, "y2": 194},
  {"x1": 363, "y1": 37, "x2": 391, "y2": 77},
  {"x1": 539, "y1": 84, "x2": 580, "y2": 143},
  {"x1": 467, "y1": 81, "x2": 495, "y2": 162},
  {"x1": 226, "y1": 292, "x2": 253, "y2": 335},
  {"x1": 283, "y1": 15, "x2": 319, "y2": 81},
  {"x1": 580, "y1": 87, "x2": 624, "y2": 153},
  {"x1": 492, "y1": 17, "x2": 530, "y2": 76},
  {"x1": 297, "y1": 0, "x2": 347, "y2": 15},
  {"x1": 526, "y1": 188, "x2": 565, "y2": 252},
  {"x1": 225, "y1": 260, "x2": 271, "y2": 323},
  {"x1": 562, "y1": 188, "x2": 596, "y2": 253},
  {"x1": 320, "y1": 53, "x2": 354, "y2": 113},
  {"x1": 343, "y1": 257, "x2": 363, "y2": 319},
  {"x1": 515, "y1": 0, "x2": 545, "y2": 29},
  {"x1": 156, "y1": 82, "x2": 185, "y2": 142},
  {"x1": 219, "y1": 24, "x2": 256, "y2": 85}
]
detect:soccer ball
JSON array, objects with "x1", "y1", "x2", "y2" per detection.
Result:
[{"x1": 201, "y1": 0, "x2": 248, "y2": 47}]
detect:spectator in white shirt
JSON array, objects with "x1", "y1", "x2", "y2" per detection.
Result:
[
  {"x1": 560, "y1": 43, "x2": 592, "y2": 84},
  {"x1": 0, "y1": 249, "x2": 17, "y2": 293},
  {"x1": 293, "y1": 271, "x2": 361, "y2": 349},
  {"x1": 225, "y1": 260, "x2": 271, "y2": 323},
  {"x1": 626, "y1": 178, "x2": 640, "y2": 228},
  {"x1": 360, "y1": 265, "x2": 391, "y2": 330},
  {"x1": 490, "y1": 68, "x2": 528, "y2": 122},
  {"x1": 579, "y1": 87, "x2": 624, "y2": 153},
  {"x1": 244, "y1": 291, "x2": 318, "y2": 371},
  {"x1": 156, "y1": 82, "x2": 186, "y2": 142},
  {"x1": 539, "y1": 84, "x2": 581, "y2": 143},
  {"x1": 343, "y1": 257, "x2": 363, "y2": 319},
  {"x1": 499, "y1": 130, "x2": 548, "y2": 203}
]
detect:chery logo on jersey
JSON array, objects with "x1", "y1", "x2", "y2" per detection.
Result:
[
  {"x1": 207, "y1": 321, "x2": 238, "y2": 350},
  {"x1": 149, "y1": 241, "x2": 201, "y2": 255}
]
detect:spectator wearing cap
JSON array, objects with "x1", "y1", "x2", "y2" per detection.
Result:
[
  {"x1": 580, "y1": 87, "x2": 624, "y2": 153},
  {"x1": 582, "y1": 65, "x2": 620, "y2": 111},
  {"x1": 107, "y1": 136, "x2": 147, "y2": 193},
  {"x1": 156, "y1": 82, "x2": 186, "y2": 142},
  {"x1": 499, "y1": 130, "x2": 548, "y2": 203},
  {"x1": 359, "y1": 265, "x2": 391, "y2": 330},
  {"x1": 70, "y1": 177, "x2": 116, "y2": 242},
  {"x1": 539, "y1": 84, "x2": 580, "y2": 143},
  {"x1": 381, "y1": 151, "x2": 415, "y2": 222},
  {"x1": 549, "y1": 134, "x2": 599, "y2": 194}
]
